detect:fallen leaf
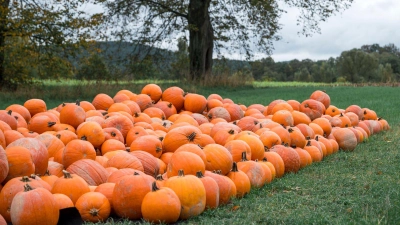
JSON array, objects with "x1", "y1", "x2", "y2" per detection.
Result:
[{"x1": 230, "y1": 205, "x2": 240, "y2": 211}]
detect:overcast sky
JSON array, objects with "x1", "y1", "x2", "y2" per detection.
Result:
[{"x1": 266, "y1": 0, "x2": 400, "y2": 62}]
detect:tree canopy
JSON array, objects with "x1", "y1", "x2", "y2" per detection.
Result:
[
  {"x1": 0, "y1": 0, "x2": 103, "y2": 89},
  {"x1": 96, "y1": 0, "x2": 354, "y2": 81}
]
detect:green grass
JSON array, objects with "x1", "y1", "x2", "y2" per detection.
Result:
[{"x1": 1, "y1": 82, "x2": 399, "y2": 224}]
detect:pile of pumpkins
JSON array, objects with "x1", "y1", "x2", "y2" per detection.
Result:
[{"x1": 0, "y1": 85, "x2": 390, "y2": 225}]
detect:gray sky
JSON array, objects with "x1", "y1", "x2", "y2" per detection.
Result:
[{"x1": 267, "y1": 0, "x2": 400, "y2": 62}]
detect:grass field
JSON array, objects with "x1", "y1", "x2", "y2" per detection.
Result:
[{"x1": 1, "y1": 82, "x2": 399, "y2": 225}]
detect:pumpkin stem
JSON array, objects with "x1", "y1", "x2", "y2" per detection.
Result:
[
  {"x1": 315, "y1": 136, "x2": 319, "y2": 141},
  {"x1": 195, "y1": 171, "x2": 204, "y2": 178},
  {"x1": 56, "y1": 134, "x2": 61, "y2": 139},
  {"x1": 134, "y1": 171, "x2": 140, "y2": 176},
  {"x1": 7, "y1": 110, "x2": 12, "y2": 115},
  {"x1": 264, "y1": 146, "x2": 270, "y2": 152},
  {"x1": 75, "y1": 100, "x2": 80, "y2": 106},
  {"x1": 288, "y1": 128, "x2": 294, "y2": 133},
  {"x1": 62, "y1": 170, "x2": 73, "y2": 179},
  {"x1": 306, "y1": 140, "x2": 312, "y2": 146},
  {"x1": 228, "y1": 129, "x2": 235, "y2": 135},
  {"x1": 151, "y1": 181, "x2": 160, "y2": 192},
  {"x1": 134, "y1": 112, "x2": 139, "y2": 117},
  {"x1": 20, "y1": 176, "x2": 31, "y2": 182},
  {"x1": 156, "y1": 174, "x2": 164, "y2": 181},
  {"x1": 89, "y1": 208, "x2": 99, "y2": 217},
  {"x1": 44, "y1": 170, "x2": 51, "y2": 176},
  {"x1": 187, "y1": 132, "x2": 197, "y2": 141},
  {"x1": 62, "y1": 103, "x2": 66, "y2": 107},
  {"x1": 306, "y1": 136, "x2": 311, "y2": 140},
  {"x1": 156, "y1": 146, "x2": 162, "y2": 153},
  {"x1": 167, "y1": 103, "x2": 173, "y2": 108},
  {"x1": 81, "y1": 135, "x2": 87, "y2": 141},
  {"x1": 231, "y1": 162, "x2": 239, "y2": 172},
  {"x1": 101, "y1": 111, "x2": 108, "y2": 116},
  {"x1": 111, "y1": 131, "x2": 116, "y2": 137},
  {"x1": 158, "y1": 136, "x2": 164, "y2": 141},
  {"x1": 241, "y1": 152, "x2": 248, "y2": 162},
  {"x1": 23, "y1": 183, "x2": 33, "y2": 192},
  {"x1": 262, "y1": 157, "x2": 268, "y2": 162},
  {"x1": 48, "y1": 122, "x2": 56, "y2": 127},
  {"x1": 178, "y1": 169, "x2": 185, "y2": 177},
  {"x1": 232, "y1": 121, "x2": 237, "y2": 125},
  {"x1": 216, "y1": 170, "x2": 222, "y2": 175},
  {"x1": 254, "y1": 121, "x2": 259, "y2": 125}
]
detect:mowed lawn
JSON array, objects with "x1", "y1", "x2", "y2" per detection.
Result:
[{"x1": 1, "y1": 83, "x2": 399, "y2": 225}]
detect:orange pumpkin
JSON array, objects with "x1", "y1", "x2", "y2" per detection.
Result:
[
  {"x1": 141, "y1": 182, "x2": 181, "y2": 224},
  {"x1": 227, "y1": 162, "x2": 251, "y2": 198},
  {"x1": 75, "y1": 192, "x2": 111, "y2": 222},
  {"x1": 113, "y1": 172, "x2": 155, "y2": 220},
  {"x1": 195, "y1": 171, "x2": 220, "y2": 209},
  {"x1": 51, "y1": 170, "x2": 90, "y2": 204},
  {"x1": 165, "y1": 170, "x2": 206, "y2": 220},
  {"x1": 10, "y1": 184, "x2": 59, "y2": 225}
]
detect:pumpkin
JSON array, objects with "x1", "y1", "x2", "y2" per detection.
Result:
[
  {"x1": 0, "y1": 146, "x2": 9, "y2": 184},
  {"x1": 224, "y1": 139, "x2": 252, "y2": 162},
  {"x1": 5, "y1": 104, "x2": 31, "y2": 123},
  {"x1": 106, "y1": 150, "x2": 144, "y2": 171},
  {"x1": 75, "y1": 192, "x2": 111, "y2": 222},
  {"x1": 100, "y1": 139, "x2": 126, "y2": 155},
  {"x1": 203, "y1": 144, "x2": 233, "y2": 175},
  {"x1": 113, "y1": 172, "x2": 155, "y2": 220},
  {"x1": 227, "y1": 162, "x2": 251, "y2": 198},
  {"x1": 141, "y1": 182, "x2": 181, "y2": 224},
  {"x1": 332, "y1": 127, "x2": 358, "y2": 151},
  {"x1": 237, "y1": 152, "x2": 266, "y2": 188},
  {"x1": 6, "y1": 137, "x2": 48, "y2": 175},
  {"x1": 35, "y1": 133, "x2": 65, "y2": 159},
  {"x1": 51, "y1": 170, "x2": 90, "y2": 204},
  {"x1": 299, "y1": 99, "x2": 325, "y2": 121},
  {"x1": 141, "y1": 84, "x2": 163, "y2": 103},
  {"x1": 10, "y1": 184, "x2": 59, "y2": 225},
  {"x1": 23, "y1": 99, "x2": 47, "y2": 117},
  {"x1": 76, "y1": 121, "x2": 106, "y2": 148},
  {"x1": 270, "y1": 144, "x2": 300, "y2": 174},
  {"x1": 59, "y1": 101, "x2": 86, "y2": 129},
  {"x1": 130, "y1": 150, "x2": 161, "y2": 176},
  {"x1": 195, "y1": 171, "x2": 220, "y2": 209},
  {"x1": 235, "y1": 134, "x2": 264, "y2": 161},
  {"x1": 310, "y1": 90, "x2": 330, "y2": 109},
  {"x1": 162, "y1": 125, "x2": 203, "y2": 152},
  {"x1": 92, "y1": 93, "x2": 114, "y2": 111},
  {"x1": 130, "y1": 135, "x2": 163, "y2": 158},
  {"x1": 165, "y1": 170, "x2": 206, "y2": 220},
  {"x1": 204, "y1": 170, "x2": 237, "y2": 205},
  {"x1": 66, "y1": 159, "x2": 109, "y2": 186},
  {"x1": 62, "y1": 139, "x2": 96, "y2": 168},
  {"x1": 167, "y1": 151, "x2": 205, "y2": 178},
  {"x1": 4, "y1": 146, "x2": 35, "y2": 183},
  {"x1": 0, "y1": 176, "x2": 46, "y2": 222},
  {"x1": 52, "y1": 193, "x2": 74, "y2": 210}
]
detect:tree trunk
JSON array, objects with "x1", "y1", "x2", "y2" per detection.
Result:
[
  {"x1": 188, "y1": 0, "x2": 213, "y2": 82},
  {"x1": 0, "y1": 0, "x2": 10, "y2": 89}
]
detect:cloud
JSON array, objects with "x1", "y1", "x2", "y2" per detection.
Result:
[{"x1": 266, "y1": 0, "x2": 400, "y2": 62}]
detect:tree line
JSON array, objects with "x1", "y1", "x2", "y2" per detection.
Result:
[{"x1": 74, "y1": 42, "x2": 400, "y2": 84}]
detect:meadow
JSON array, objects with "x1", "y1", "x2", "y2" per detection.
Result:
[{"x1": 1, "y1": 81, "x2": 398, "y2": 225}]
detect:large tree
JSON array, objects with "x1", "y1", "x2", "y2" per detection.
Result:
[
  {"x1": 0, "y1": 0, "x2": 103, "y2": 89},
  {"x1": 97, "y1": 0, "x2": 354, "y2": 81}
]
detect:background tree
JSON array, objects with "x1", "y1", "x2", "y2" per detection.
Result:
[
  {"x1": 96, "y1": 0, "x2": 354, "y2": 82},
  {"x1": 337, "y1": 49, "x2": 379, "y2": 83},
  {"x1": 0, "y1": 0, "x2": 103, "y2": 90}
]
